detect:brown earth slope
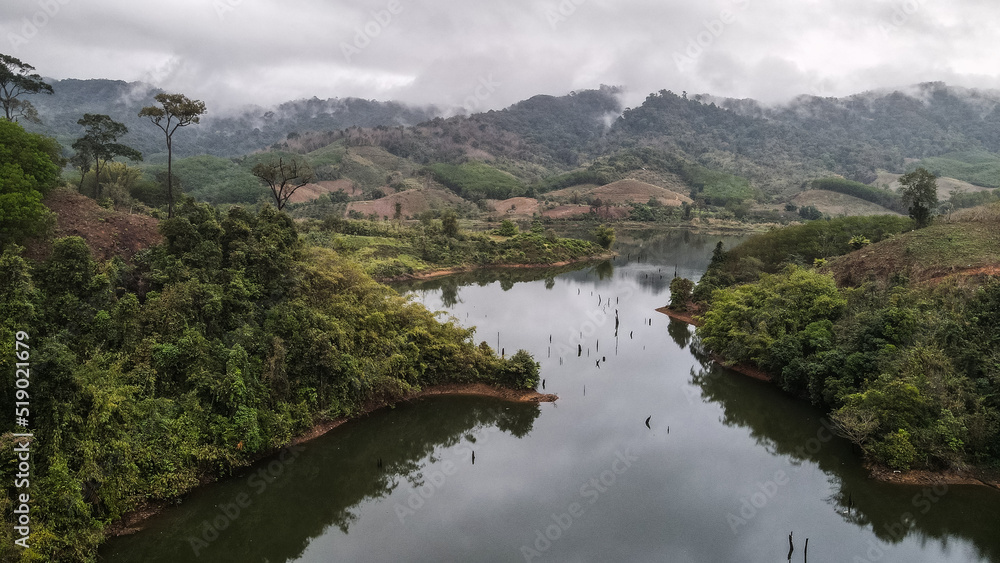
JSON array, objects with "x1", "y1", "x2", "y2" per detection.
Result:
[{"x1": 24, "y1": 188, "x2": 161, "y2": 262}]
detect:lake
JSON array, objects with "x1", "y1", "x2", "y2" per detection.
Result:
[{"x1": 100, "y1": 229, "x2": 1000, "y2": 562}]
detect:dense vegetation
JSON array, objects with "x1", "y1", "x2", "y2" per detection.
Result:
[
  {"x1": 0, "y1": 120, "x2": 62, "y2": 245},
  {"x1": 426, "y1": 161, "x2": 525, "y2": 201},
  {"x1": 305, "y1": 216, "x2": 606, "y2": 280},
  {"x1": 0, "y1": 197, "x2": 541, "y2": 561},
  {"x1": 911, "y1": 149, "x2": 1000, "y2": 188},
  {"x1": 690, "y1": 210, "x2": 1000, "y2": 471},
  {"x1": 693, "y1": 214, "x2": 914, "y2": 301}
]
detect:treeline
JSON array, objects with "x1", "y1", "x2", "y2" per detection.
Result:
[
  {"x1": 0, "y1": 200, "x2": 539, "y2": 561},
  {"x1": 810, "y1": 177, "x2": 904, "y2": 212},
  {"x1": 308, "y1": 215, "x2": 605, "y2": 280},
  {"x1": 689, "y1": 213, "x2": 1000, "y2": 471}
]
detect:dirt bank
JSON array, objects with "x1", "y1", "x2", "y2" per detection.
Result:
[{"x1": 106, "y1": 383, "x2": 555, "y2": 538}]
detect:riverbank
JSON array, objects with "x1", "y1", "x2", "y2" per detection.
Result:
[
  {"x1": 378, "y1": 253, "x2": 616, "y2": 282},
  {"x1": 655, "y1": 306, "x2": 1000, "y2": 488},
  {"x1": 656, "y1": 306, "x2": 772, "y2": 382},
  {"x1": 105, "y1": 382, "x2": 556, "y2": 538}
]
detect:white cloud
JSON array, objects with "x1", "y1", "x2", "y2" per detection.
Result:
[{"x1": 3, "y1": 0, "x2": 1000, "y2": 111}]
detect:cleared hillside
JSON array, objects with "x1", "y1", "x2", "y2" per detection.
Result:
[
  {"x1": 549, "y1": 178, "x2": 691, "y2": 206},
  {"x1": 825, "y1": 204, "x2": 1000, "y2": 285},
  {"x1": 792, "y1": 190, "x2": 901, "y2": 217}
]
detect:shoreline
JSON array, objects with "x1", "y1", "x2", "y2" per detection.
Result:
[
  {"x1": 378, "y1": 253, "x2": 616, "y2": 282},
  {"x1": 655, "y1": 306, "x2": 1000, "y2": 488},
  {"x1": 105, "y1": 382, "x2": 556, "y2": 538}
]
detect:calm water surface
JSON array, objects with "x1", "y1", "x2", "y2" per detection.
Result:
[{"x1": 101, "y1": 230, "x2": 1000, "y2": 562}]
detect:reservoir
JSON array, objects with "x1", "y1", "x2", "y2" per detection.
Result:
[{"x1": 100, "y1": 229, "x2": 1000, "y2": 562}]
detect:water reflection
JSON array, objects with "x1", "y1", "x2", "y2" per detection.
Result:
[
  {"x1": 688, "y1": 343, "x2": 1000, "y2": 562},
  {"x1": 100, "y1": 397, "x2": 541, "y2": 563}
]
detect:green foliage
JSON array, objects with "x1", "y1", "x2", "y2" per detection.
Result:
[
  {"x1": 811, "y1": 177, "x2": 904, "y2": 212},
  {"x1": 427, "y1": 161, "x2": 524, "y2": 200},
  {"x1": 848, "y1": 235, "x2": 871, "y2": 250},
  {"x1": 698, "y1": 266, "x2": 846, "y2": 369},
  {"x1": 913, "y1": 149, "x2": 1000, "y2": 188},
  {"x1": 143, "y1": 154, "x2": 262, "y2": 205},
  {"x1": 0, "y1": 120, "x2": 61, "y2": 245},
  {"x1": 0, "y1": 53, "x2": 53, "y2": 123},
  {"x1": 307, "y1": 217, "x2": 603, "y2": 278},
  {"x1": 441, "y1": 209, "x2": 459, "y2": 238},
  {"x1": 497, "y1": 219, "x2": 518, "y2": 237},
  {"x1": 696, "y1": 217, "x2": 1000, "y2": 471},
  {"x1": 71, "y1": 114, "x2": 142, "y2": 200},
  {"x1": 669, "y1": 277, "x2": 695, "y2": 310},
  {"x1": 138, "y1": 92, "x2": 208, "y2": 217},
  {"x1": 593, "y1": 224, "x2": 615, "y2": 249},
  {"x1": 948, "y1": 189, "x2": 1000, "y2": 210},
  {"x1": 0, "y1": 199, "x2": 544, "y2": 561},
  {"x1": 798, "y1": 205, "x2": 822, "y2": 220},
  {"x1": 697, "y1": 214, "x2": 913, "y2": 294},
  {"x1": 874, "y1": 428, "x2": 918, "y2": 470},
  {"x1": 898, "y1": 167, "x2": 938, "y2": 228}
]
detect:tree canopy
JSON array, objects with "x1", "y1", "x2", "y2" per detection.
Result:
[
  {"x1": 0, "y1": 53, "x2": 53, "y2": 123},
  {"x1": 898, "y1": 167, "x2": 938, "y2": 228},
  {"x1": 71, "y1": 114, "x2": 143, "y2": 200},
  {"x1": 139, "y1": 93, "x2": 207, "y2": 217},
  {"x1": 0, "y1": 120, "x2": 62, "y2": 245}
]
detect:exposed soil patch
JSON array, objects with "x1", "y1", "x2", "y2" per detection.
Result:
[
  {"x1": 867, "y1": 464, "x2": 1000, "y2": 489},
  {"x1": 24, "y1": 188, "x2": 161, "y2": 262},
  {"x1": 542, "y1": 204, "x2": 595, "y2": 219},
  {"x1": 286, "y1": 179, "x2": 359, "y2": 204},
  {"x1": 549, "y1": 178, "x2": 691, "y2": 207},
  {"x1": 492, "y1": 196, "x2": 540, "y2": 218},
  {"x1": 346, "y1": 187, "x2": 466, "y2": 219},
  {"x1": 655, "y1": 305, "x2": 701, "y2": 326}
]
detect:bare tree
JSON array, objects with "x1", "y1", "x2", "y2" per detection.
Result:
[{"x1": 252, "y1": 156, "x2": 314, "y2": 210}]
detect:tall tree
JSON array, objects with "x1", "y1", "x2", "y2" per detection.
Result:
[
  {"x1": 71, "y1": 114, "x2": 143, "y2": 200},
  {"x1": 251, "y1": 156, "x2": 314, "y2": 210},
  {"x1": 0, "y1": 53, "x2": 53, "y2": 123},
  {"x1": 898, "y1": 167, "x2": 938, "y2": 228},
  {"x1": 138, "y1": 93, "x2": 206, "y2": 217}
]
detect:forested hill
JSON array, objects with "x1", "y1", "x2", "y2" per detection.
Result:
[
  {"x1": 24, "y1": 79, "x2": 1000, "y2": 207},
  {"x1": 23, "y1": 78, "x2": 442, "y2": 160}
]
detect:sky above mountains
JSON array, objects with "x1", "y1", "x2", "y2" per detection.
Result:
[{"x1": 4, "y1": 0, "x2": 1000, "y2": 113}]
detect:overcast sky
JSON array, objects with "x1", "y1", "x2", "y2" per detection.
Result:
[{"x1": 4, "y1": 0, "x2": 1000, "y2": 114}]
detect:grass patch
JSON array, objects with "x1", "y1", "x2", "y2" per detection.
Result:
[{"x1": 912, "y1": 149, "x2": 1000, "y2": 188}]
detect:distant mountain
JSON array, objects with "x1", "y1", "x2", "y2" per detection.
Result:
[
  {"x1": 20, "y1": 78, "x2": 1000, "y2": 207},
  {"x1": 23, "y1": 78, "x2": 442, "y2": 160}
]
